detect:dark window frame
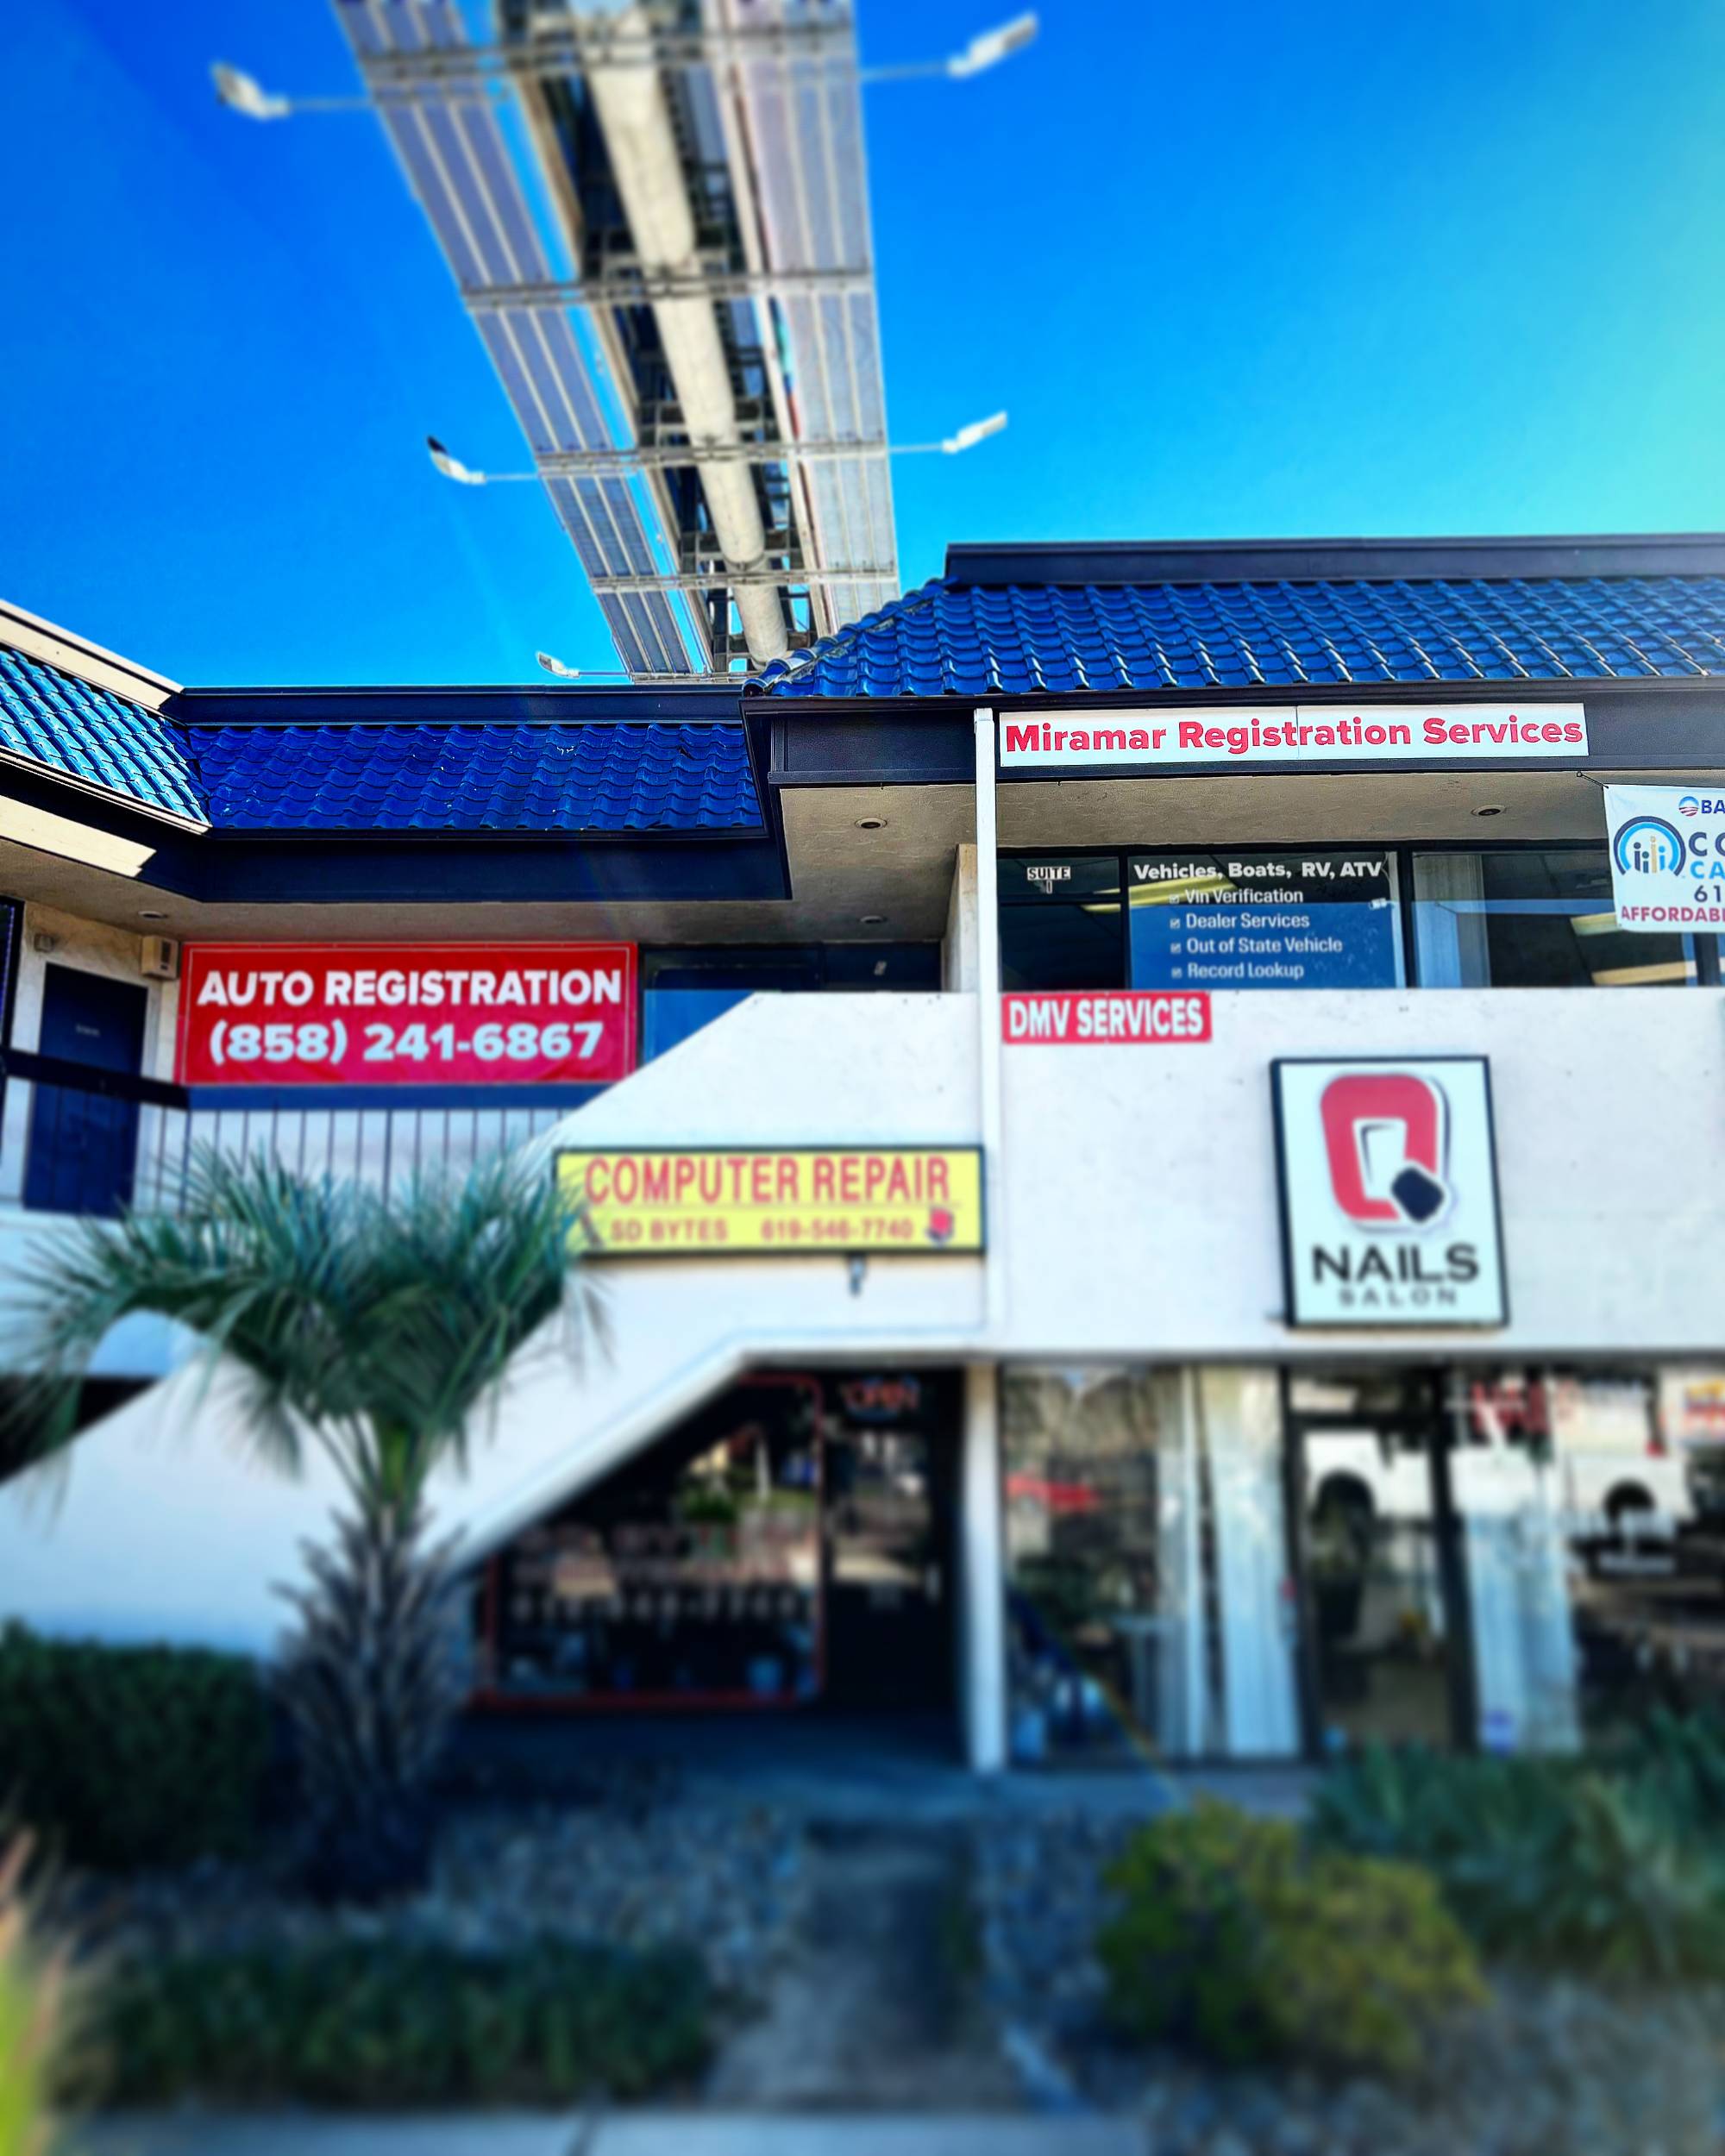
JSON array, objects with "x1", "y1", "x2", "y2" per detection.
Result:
[{"x1": 996, "y1": 843, "x2": 1724, "y2": 992}]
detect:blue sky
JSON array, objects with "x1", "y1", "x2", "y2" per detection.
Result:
[{"x1": 4, "y1": 0, "x2": 1723, "y2": 684}]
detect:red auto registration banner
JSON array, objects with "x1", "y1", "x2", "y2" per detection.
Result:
[
  {"x1": 176, "y1": 943, "x2": 637, "y2": 1086},
  {"x1": 1001, "y1": 990, "x2": 1212, "y2": 1044}
]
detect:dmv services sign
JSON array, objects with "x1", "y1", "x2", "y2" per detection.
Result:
[
  {"x1": 1605, "y1": 784, "x2": 1725, "y2": 932},
  {"x1": 1000, "y1": 704, "x2": 1588, "y2": 772},
  {"x1": 1272, "y1": 1057, "x2": 1508, "y2": 1328}
]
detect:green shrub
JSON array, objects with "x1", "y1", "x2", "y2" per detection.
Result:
[
  {"x1": 0, "y1": 1625, "x2": 269, "y2": 1871},
  {"x1": 1617, "y1": 1705, "x2": 1725, "y2": 1837},
  {"x1": 90, "y1": 1935, "x2": 711, "y2": 2106},
  {"x1": 1096, "y1": 1799, "x2": 1483, "y2": 2078},
  {"x1": 1311, "y1": 1743, "x2": 1725, "y2": 1982}
]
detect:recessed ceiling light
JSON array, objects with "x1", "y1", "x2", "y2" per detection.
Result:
[
  {"x1": 1473, "y1": 805, "x2": 1505, "y2": 818},
  {"x1": 855, "y1": 815, "x2": 888, "y2": 831},
  {"x1": 860, "y1": 913, "x2": 887, "y2": 926}
]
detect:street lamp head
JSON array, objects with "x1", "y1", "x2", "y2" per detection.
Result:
[
  {"x1": 427, "y1": 436, "x2": 486, "y2": 486},
  {"x1": 943, "y1": 411, "x2": 1009, "y2": 455},
  {"x1": 211, "y1": 63, "x2": 291, "y2": 121},
  {"x1": 948, "y1": 13, "x2": 1038, "y2": 78},
  {"x1": 536, "y1": 651, "x2": 582, "y2": 680}
]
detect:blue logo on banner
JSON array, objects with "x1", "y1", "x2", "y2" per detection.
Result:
[{"x1": 1612, "y1": 817, "x2": 1685, "y2": 878}]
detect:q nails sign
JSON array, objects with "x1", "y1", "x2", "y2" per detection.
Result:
[
  {"x1": 175, "y1": 943, "x2": 637, "y2": 1087},
  {"x1": 1271, "y1": 1056, "x2": 1508, "y2": 1328}
]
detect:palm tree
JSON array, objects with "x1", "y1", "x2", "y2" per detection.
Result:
[{"x1": 10, "y1": 1151, "x2": 598, "y2": 1898}]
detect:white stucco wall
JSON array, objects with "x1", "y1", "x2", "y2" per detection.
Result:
[
  {"x1": 0, "y1": 993, "x2": 986, "y2": 1651},
  {"x1": 999, "y1": 987, "x2": 1725, "y2": 1357},
  {"x1": 4, "y1": 979, "x2": 1722, "y2": 1656}
]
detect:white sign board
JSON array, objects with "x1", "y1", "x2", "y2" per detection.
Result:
[
  {"x1": 1603, "y1": 783, "x2": 1725, "y2": 932},
  {"x1": 1272, "y1": 1056, "x2": 1508, "y2": 1328},
  {"x1": 1000, "y1": 703, "x2": 1588, "y2": 772}
]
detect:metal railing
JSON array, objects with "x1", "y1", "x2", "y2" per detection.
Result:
[{"x1": 0, "y1": 1050, "x2": 597, "y2": 1219}]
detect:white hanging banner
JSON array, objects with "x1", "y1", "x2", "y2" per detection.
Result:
[{"x1": 1603, "y1": 783, "x2": 1725, "y2": 932}]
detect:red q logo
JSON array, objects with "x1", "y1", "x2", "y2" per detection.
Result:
[{"x1": 1319, "y1": 1072, "x2": 1452, "y2": 1231}]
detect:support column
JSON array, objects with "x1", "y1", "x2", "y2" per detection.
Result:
[
  {"x1": 959, "y1": 1358, "x2": 1007, "y2": 1772},
  {"x1": 973, "y1": 709, "x2": 1006, "y2": 1337}
]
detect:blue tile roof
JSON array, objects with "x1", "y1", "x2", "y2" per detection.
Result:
[
  {"x1": 759, "y1": 572, "x2": 1725, "y2": 699},
  {"x1": 0, "y1": 646, "x2": 205, "y2": 820},
  {"x1": 190, "y1": 721, "x2": 762, "y2": 833},
  {"x1": 0, "y1": 644, "x2": 761, "y2": 834}
]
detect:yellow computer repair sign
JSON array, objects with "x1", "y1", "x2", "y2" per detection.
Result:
[{"x1": 555, "y1": 1146, "x2": 984, "y2": 1257}]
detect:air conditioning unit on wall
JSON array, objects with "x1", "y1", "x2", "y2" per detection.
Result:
[{"x1": 141, "y1": 936, "x2": 179, "y2": 981}]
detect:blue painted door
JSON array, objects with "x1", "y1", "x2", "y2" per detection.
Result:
[{"x1": 24, "y1": 966, "x2": 148, "y2": 1217}]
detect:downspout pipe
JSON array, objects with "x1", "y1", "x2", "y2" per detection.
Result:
[{"x1": 584, "y1": 9, "x2": 791, "y2": 663}]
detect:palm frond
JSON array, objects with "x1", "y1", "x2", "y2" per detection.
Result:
[{"x1": 1, "y1": 1149, "x2": 598, "y2": 1503}]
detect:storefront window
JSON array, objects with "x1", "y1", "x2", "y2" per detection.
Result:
[
  {"x1": 999, "y1": 856, "x2": 1123, "y2": 991},
  {"x1": 1004, "y1": 1368, "x2": 1300, "y2": 1763},
  {"x1": 1000, "y1": 845, "x2": 1716, "y2": 993},
  {"x1": 481, "y1": 1382, "x2": 823, "y2": 1704},
  {"x1": 641, "y1": 944, "x2": 939, "y2": 1060},
  {"x1": 1130, "y1": 850, "x2": 1403, "y2": 991},
  {"x1": 1456, "y1": 1367, "x2": 1725, "y2": 1749},
  {"x1": 1411, "y1": 850, "x2": 1696, "y2": 987}
]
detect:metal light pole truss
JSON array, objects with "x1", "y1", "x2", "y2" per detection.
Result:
[{"x1": 332, "y1": 0, "x2": 900, "y2": 675}]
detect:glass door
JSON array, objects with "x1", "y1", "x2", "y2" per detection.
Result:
[
  {"x1": 820, "y1": 1372, "x2": 958, "y2": 1714},
  {"x1": 1289, "y1": 1371, "x2": 1471, "y2": 1752}
]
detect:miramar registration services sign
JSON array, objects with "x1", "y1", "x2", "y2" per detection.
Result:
[
  {"x1": 1000, "y1": 703, "x2": 1589, "y2": 772},
  {"x1": 556, "y1": 1147, "x2": 985, "y2": 1257},
  {"x1": 1272, "y1": 1056, "x2": 1508, "y2": 1328}
]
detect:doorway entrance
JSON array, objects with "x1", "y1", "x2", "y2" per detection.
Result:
[
  {"x1": 24, "y1": 964, "x2": 148, "y2": 1218},
  {"x1": 1286, "y1": 1369, "x2": 1475, "y2": 1752},
  {"x1": 820, "y1": 1372, "x2": 957, "y2": 1714}
]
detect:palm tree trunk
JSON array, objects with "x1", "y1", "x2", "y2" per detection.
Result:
[{"x1": 275, "y1": 1491, "x2": 465, "y2": 1902}]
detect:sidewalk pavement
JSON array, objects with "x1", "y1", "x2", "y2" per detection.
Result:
[{"x1": 83, "y1": 2114, "x2": 1148, "y2": 2156}]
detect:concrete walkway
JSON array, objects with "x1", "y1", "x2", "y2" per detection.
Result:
[
  {"x1": 84, "y1": 2115, "x2": 1145, "y2": 2156},
  {"x1": 443, "y1": 1709, "x2": 1316, "y2": 1822}
]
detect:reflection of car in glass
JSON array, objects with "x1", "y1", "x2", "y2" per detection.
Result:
[{"x1": 1308, "y1": 1403, "x2": 1694, "y2": 1550}]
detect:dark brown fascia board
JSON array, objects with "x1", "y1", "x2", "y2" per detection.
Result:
[{"x1": 943, "y1": 534, "x2": 1725, "y2": 588}]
